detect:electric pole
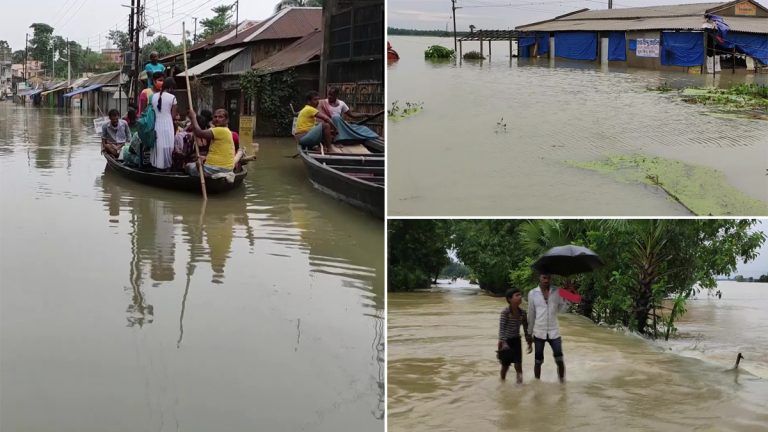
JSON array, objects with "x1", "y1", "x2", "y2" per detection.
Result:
[
  {"x1": 133, "y1": 0, "x2": 142, "y2": 104},
  {"x1": 24, "y1": 33, "x2": 28, "y2": 83},
  {"x1": 193, "y1": 17, "x2": 198, "y2": 42},
  {"x1": 52, "y1": 43, "x2": 55, "y2": 78},
  {"x1": 67, "y1": 38, "x2": 70, "y2": 87},
  {"x1": 235, "y1": 0, "x2": 240, "y2": 37},
  {"x1": 609, "y1": 0, "x2": 613, "y2": 9},
  {"x1": 452, "y1": 0, "x2": 459, "y2": 56}
]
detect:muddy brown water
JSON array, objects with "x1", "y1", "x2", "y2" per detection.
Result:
[
  {"x1": 388, "y1": 36, "x2": 768, "y2": 216},
  {"x1": 388, "y1": 280, "x2": 768, "y2": 432},
  {"x1": 0, "y1": 103, "x2": 383, "y2": 432}
]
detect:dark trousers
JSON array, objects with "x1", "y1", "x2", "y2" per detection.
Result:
[{"x1": 533, "y1": 336, "x2": 563, "y2": 365}]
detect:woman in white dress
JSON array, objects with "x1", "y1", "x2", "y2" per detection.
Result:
[{"x1": 150, "y1": 77, "x2": 177, "y2": 170}]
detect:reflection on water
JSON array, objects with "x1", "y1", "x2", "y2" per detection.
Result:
[
  {"x1": 388, "y1": 36, "x2": 768, "y2": 216},
  {"x1": 388, "y1": 279, "x2": 768, "y2": 432},
  {"x1": 0, "y1": 103, "x2": 383, "y2": 431}
]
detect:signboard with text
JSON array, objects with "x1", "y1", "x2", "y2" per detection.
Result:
[
  {"x1": 735, "y1": 2, "x2": 757, "y2": 16},
  {"x1": 636, "y1": 38, "x2": 660, "y2": 57},
  {"x1": 239, "y1": 116, "x2": 254, "y2": 144}
]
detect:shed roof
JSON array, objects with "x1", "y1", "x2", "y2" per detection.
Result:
[
  {"x1": 82, "y1": 70, "x2": 120, "y2": 86},
  {"x1": 252, "y1": 29, "x2": 322, "y2": 74},
  {"x1": 177, "y1": 47, "x2": 244, "y2": 77},
  {"x1": 517, "y1": 1, "x2": 768, "y2": 33}
]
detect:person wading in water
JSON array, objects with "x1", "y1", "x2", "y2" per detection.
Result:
[
  {"x1": 498, "y1": 288, "x2": 533, "y2": 383},
  {"x1": 527, "y1": 273, "x2": 579, "y2": 383}
]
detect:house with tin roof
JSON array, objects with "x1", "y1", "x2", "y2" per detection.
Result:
[{"x1": 515, "y1": 0, "x2": 768, "y2": 73}]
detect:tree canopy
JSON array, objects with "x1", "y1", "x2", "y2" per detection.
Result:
[
  {"x1": 388, "y1": 219, "x2": 766, "y2": 338},
  {"x1": 274, "y1": 0, "x2": 323, "y2": 13},
  {"x1": 107, "y1": 30, "x2": 130, "y2": 53},
  {"x1": 28, "y1": 23, "x2": 55, "y2": 74},
  {"x1": 198, "y1": 5, "x2": 236, "y2": 41}
]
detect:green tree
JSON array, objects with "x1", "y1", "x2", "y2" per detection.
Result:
[
  {"x1": 452, "y1": 219, "x2": 526, "y2": 294},
  {"x1": 107, "y1": 30, "x2": 131, "y2": 53},
  {"x1": 12, "y1": 50, "x2": 26, "y2": 63},
  {"x1": 274, "y1": 0, "x2": 323, "y2": 13},
  {"x1": 388, "y1": 220, "x2": 450, "y2": 292},
  {"x1": 28, "y1": 23, "x2": 55, "y2": 74},
  {"x1": 198, "y1": 5, "x2": 236, "y2": 41},
  {"x1": 240, "y1": 69, "x2": 300, "y2": 136},
  {"x1": 140, "y1": 36, "x2": 177, "y2": 65}
]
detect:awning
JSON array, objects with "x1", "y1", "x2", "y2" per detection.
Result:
[
  {"x1": 63, "y1": 84, "x2": 105, "y2": 97},
  {"x1": 177, "y1": 47, "x2": 244, "y2": 77}
]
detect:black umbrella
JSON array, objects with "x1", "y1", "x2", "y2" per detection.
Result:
[{"x1": 531, "y1": 245, "x2": 604, "y2": 276}]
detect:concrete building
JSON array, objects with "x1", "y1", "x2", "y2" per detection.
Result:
[{"x1": 516, "y1": 0, "x2": 768, "y2": 73}]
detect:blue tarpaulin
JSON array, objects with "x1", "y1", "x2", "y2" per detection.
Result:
[
  {"x1": 63, "y1": 84, "x2": 105, "y2": 97},
  {"x1": 554, "y1": 32, "x2": 597, "y2": 60},
  {"x1": 537, "y1": 33, "x2": 549, "y2": 55},
  {"x1": 518, "y1": 37, "x2": 535, "y2": 57},
  {"x1": 661, "y1": 32, "x2": 704, "y2": 67},
  {"x1": 719, "y1": 32, "x2": 768, "y2": 65},
  {"x1": 608, "y1": 32, "x2": 626, "y2": 61}
]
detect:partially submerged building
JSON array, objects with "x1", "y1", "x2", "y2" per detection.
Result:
[{"x1": 516, "y1": 0, "x2": 768, "y2": 73}]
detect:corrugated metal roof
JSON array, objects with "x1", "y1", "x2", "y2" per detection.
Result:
[
  {"x1": 517, "y1": 1, "x2": 768, "y2": 33},
  {"x1": 82, "y1": 70, "x2": 120, "y2": 86},
  {"x1": 252, "y1": 29, "x2": 322, "y2": 74},
  {"x1": 177, "y1": 47, "x2": 244, "y2": 77},
  {"x1": 218, "y1": 8, "x2": 321, "y2": 47},
  {"x1": 519, "y1": 16, "x2": 710, "y2": 32},
  {"x1": 560, "y1": 3, "x2": 723, "y2": 20}
]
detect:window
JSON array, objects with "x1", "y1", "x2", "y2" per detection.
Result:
[{"x1": 329, "y1": 4, "x2": 383, "y2": 61}]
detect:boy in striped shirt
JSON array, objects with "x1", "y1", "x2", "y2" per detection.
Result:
[{"x1": 498, "y1": 288, "x2": 533, "y2": 383}]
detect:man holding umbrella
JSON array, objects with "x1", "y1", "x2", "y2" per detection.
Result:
[
  {"x1": 527, "y1": 274, "x2": 578, "y2": 383},
  {"x1": 528, "y1": 244, "x2": 602, "y2": 383}
]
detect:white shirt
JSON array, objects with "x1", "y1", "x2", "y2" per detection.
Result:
[
  {"x1": 325, "y1": 100, "x2": 349, "y2": 117},
  {"x1": 527, "y1": 286, "x2": 572, "y2": 340}
]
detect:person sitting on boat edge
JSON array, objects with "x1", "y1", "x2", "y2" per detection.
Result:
[
  {"x1": 101, "y1": 109, "x2": 131, "y2": 159},
  {"x1": 318, "y1": 87, "x2": 366, "y2": 120},
  {"x1": 185, "y1": 108, "x2": 235, "y2": 177},
  {"x1": 144, "y1": 51, "x2": 166, "y2": 89},
  {"x1": 295, "y1": 90, "x2": 337, "y2": 152}
]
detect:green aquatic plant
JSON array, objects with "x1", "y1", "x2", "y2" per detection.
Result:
[
  {"x1": 463, "y1": 50, "x2": 485, "y2": 60},
  {"x1": 568, "y1": 154, "x2": 768, "y2": 216},
  {"x1": 424, "y1": 45, "x2": 454, "y2": 59},
  {"x1": 649, "y1": 81, "x2": 673, "y2": 92},
  {"x1": 388, "y1": 100, "x2": 424, "y2": 121}
]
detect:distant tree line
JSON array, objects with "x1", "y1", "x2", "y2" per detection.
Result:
[
  {"x1": 439, "y1": 261, "x2": 471, "y2": 279},
  {"x1": 388, "y1": 27, "x2": 469, "y2": 37},
  {"x1": 733, "y1": 274, "x2": 768, "y2": 282},
  {"x1": 388, "y1": 219, "x2": 766, "y2": 338}
]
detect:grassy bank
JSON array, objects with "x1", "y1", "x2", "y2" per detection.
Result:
[{"x1": 569, "y1": 154, "x2": 768, "y2": 216}]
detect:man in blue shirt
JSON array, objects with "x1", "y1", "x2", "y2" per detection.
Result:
[{"x1": 144, "y1": 51, "x2": 165, "y2": 88}]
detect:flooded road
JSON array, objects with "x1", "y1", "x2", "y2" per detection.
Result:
[
  {"x1": 0, "y1": 103, "x2": 384, "y2": 431},
  {"x1": 388, "y1": 280, "x2": 768, "y2": 432},
  {"x1": 388, "y1": 36, "x2": 768, "y2": 216}
]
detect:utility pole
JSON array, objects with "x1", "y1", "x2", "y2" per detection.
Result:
[
  {"x1": 235, "y1": 0, "x2": 240, "y2": 37},
  {"x1": 67, "y1": 38, "x2": 70, "y2": 87},
  {"x1": 24, "y1": 33, "x2": 28, "y2": 84},
  {"x1": 52, "y1": 43, "x2": 55, "y2": 79},
  {"x1": 193, "y1": 17, "x2": 198, "y2": 42},
  {"x1": 609, "y1": 0, "x2": 613, "y2": 9},
  {"x1": 133, "y1": 0, "x2": 142, "y2": 105},
  {"x1": 451, "y1": 0, "x2": 459, "y2": 56}
]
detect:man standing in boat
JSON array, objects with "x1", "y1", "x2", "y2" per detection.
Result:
[{"x1": 527, "y1": 273, "x2": 579, "y2": 383}]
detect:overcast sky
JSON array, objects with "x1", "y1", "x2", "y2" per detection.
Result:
[
  {"x1": 388, "y1": 0, "x2": 768, "y2": 31},
  {"x1": 1, "y1": 0, "x2": 283, "y2": 52}
]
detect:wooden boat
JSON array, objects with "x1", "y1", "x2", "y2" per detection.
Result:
[
  {"x1": 387, "y1": 41, "x2": 400, "y2": 61},
  {"x1": 103, "y1": 153, "x2": 247, "y2": 194},
  {"x1": 298, "y1": 146, "x2": 384, "y2": 218}
]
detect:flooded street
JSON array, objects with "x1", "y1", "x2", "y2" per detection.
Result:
[
  {"x1": 388, "y1": 280, "x2": 768, "y2": 432},
  {"x1": 388, "y1": 36, "x2": 768, "y2": 216},
  {"x1": 0, "y1": 103, "x2": 384, "y2": 431}
]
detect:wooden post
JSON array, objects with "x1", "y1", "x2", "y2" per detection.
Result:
[
  {"x1": 459, "y1": 40, "x2": 462, "y2": 59},
  {"x1": 480, "y1": 36, "x2": 483, "y2": 57},
  {"x1": 732, "y1": 46, "x2": 736, "y2": 74},
  {"x1": 488, "y1": 40, "x2": 492, "y2": 59},
  {"x1": 509, "y1": 38, "x2": 513, "y2": 59},
  {"x1": 182, "y1": 22, "x2": 208, "y2": 201}
]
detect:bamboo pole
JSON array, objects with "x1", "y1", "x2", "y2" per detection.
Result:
[{"x1": 182, "y1": 22, "x2": 207, "y2": 200}]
